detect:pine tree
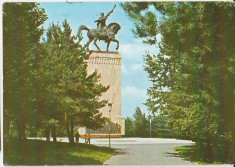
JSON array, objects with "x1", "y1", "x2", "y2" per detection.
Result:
[
  {"x1": 133, "y1": 107, "x2": 148, "y2": 137},
  {"x1": 41, "y1": 20, "x2": 109, "y2": 143},
  {"x1": 152, "y1": 114, "x2": 173, "y2": 138},
  {"x1": 122, "y1": 2, "x2": 235, "y2": 162},
  {"x1": 3, "y1": 2, "x2": 48, "y2": 140},
  {"x1": 124, "y1": 117, "x2": 134, "y2": 137}
]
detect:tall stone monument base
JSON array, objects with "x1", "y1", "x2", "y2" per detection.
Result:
[{"x1": 78, "y1": 51, "x2": 125, "y2": 137}]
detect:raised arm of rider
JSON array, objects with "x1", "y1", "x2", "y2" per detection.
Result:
[{"x1": 104, "y1": 5, "x2": 116, "y2": 19}]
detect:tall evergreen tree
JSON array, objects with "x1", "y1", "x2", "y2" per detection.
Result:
[
  {"x1": 41, "y1": 20, "x2": 109, "y2": 143},
  {"x1": 124, "y1": 117, "x2": 134, "y2": 137},
  {"x1": 122, "y1": 2, "x2": 235, "y2": 162},
  {"x1": 133, "y1": 107, "x2": 148, "y2": 137},
  {"x1": 151, "y1": 114, "x2": 173, "y2": 138},
  {"x1": 3, "y1": 2, "x2": 48, "y2": 140}
]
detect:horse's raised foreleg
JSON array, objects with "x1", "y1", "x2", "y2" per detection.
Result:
[
  {"x1": 106, "y1": 41, "x2": 111, "y2": 51},
  {"x1": 93, "y1": 38, "x2": 101, "y2": 51},
  {"x1": 111, "y1": 39, "x2": 119, "y2": 50}
]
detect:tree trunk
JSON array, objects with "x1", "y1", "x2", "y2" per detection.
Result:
[
  {"x1": 70, "y1": 120, "x2": 74, "y2": 144},
  {"x1": 16, "y1": 119, "x2": 26, "y2": 141},
  {"x1": 52, "y1": 126, "x2": 57, "y2": 143},
  {"x1": 45, "y1": 127, "x2": 50, "y2": 142},
  {"x1": 66, "y1": 119, "x2": 75, "y2": 144},
  {"x1": 22, "y1": 123, "x2": 26, "y2": 140},
  {"x1": 66, "y1": 122, "x2": 72, "y2": 143}
]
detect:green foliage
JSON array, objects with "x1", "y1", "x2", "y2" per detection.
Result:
[
  {"x1": 125, "y1": 107, "x2": 149, "y2": 137},
  {"x1": 124, "y1": 117, "x2": 134, "y2": 137},
  {"x1": 4, "y1": 139, "x2": 114, "y2": 165},
  {"x1": 173, "y1": 146, "x2": 225, "y2": 164},
  {"x1": 40, "y1": 20, "x2": 109, "y2": 142},
  {"x1": 151, "y1": 114, "x2": 173, "y2": 138},
  {"x1": 122, "y1": 2, "x2": 235, "y2": 162},
  {"x1": 125, "y1": 109, "x2": 173, "y2": 138},
  {"x1": 3, "y1": 2, "x2": 48, "y2": 140},
  {"x1": 133, "y1": 107, "x2": 149, "y2": 137},
  {"x1": 3, "y1": 3, "x2": 109, "y2": 144}
]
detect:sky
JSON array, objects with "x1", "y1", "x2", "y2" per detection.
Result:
[{"x1": 40, "y1": 2, "x2": 159, "y2": 118}]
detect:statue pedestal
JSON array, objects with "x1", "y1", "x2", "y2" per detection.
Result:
[{"x1": 79, "y1": 51, "x2": 124, "y2": 137}]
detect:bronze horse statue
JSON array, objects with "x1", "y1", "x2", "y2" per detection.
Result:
[{"x1": 78, "y1": 22, "x2": 121, "y2": 51}]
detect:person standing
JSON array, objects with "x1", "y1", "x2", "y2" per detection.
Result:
[
  {"x1": 84, "y1": 134, "x2": 88, "y2": 144},
  {"x1": 87, "y1": 133, "x2": 91, "y2": 144},
  {"x1": 75, "y1": 132, "x2": 80, "y2": 143}
]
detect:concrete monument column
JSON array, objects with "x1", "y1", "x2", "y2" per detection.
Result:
[
  {"x1": 77, "y1": 5, "x2": 123, "y2": 137},
  {"x1": 78, "y1": 51, "x2": 124, "y2": 137}
]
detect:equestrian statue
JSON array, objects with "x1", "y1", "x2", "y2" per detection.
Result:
[{"x1": 78, "y1": 5, "x2": 121, "y2": 51}]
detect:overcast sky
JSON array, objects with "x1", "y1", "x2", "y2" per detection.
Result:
[{"x1": 40, "y1": 2, "x2": 159, "y2": 118}]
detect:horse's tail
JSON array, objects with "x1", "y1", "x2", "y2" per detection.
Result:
[{"x1": 78, "y1": 25, "x2": 89, "y2": 36}]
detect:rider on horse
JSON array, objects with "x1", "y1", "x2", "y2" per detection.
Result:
[
  {"x1": 78, "y1": 5, "x2": 120, "y2": 51},
  {"x1": 95, "y1": 5, "x2": 116, "y2": 34}
]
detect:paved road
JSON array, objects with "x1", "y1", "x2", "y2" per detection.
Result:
[
  {"x1": 103, "y1": 143, "x2": 195, "y2": 165},
  {"x1": 84, "y1": 138, "x2": 196, "y2": 165},
  {"x1": 101, "y1": 143, "x2": 195, "y2": 165},
  {"x1": 29, "y1": 137, "x2": 196, "y2": 165}
]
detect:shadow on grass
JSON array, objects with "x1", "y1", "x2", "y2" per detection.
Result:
[
  {"x1": 164, "y1": 151, "x2": 193, "y2": 162},
  {"x1": 4, "y1": 139, "x2": 114, "y2": 165},
  {"x1": 162, "y1": 145, "x2": 201, "y2": 164},
  {"x1": 170, "y1": 145, "x2": 224, "y2": 165},
  {"x1": 170, "y1": 145, "x2": 199, "y2": 162}
]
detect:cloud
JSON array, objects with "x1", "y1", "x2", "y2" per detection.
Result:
[
  {"x1": 122, "y1": 63, "x2": 144, "y2": 75},
  {"x1": 130, "y1": 64, "x2": 143, "y2": 71},
  {"x1": 122, "y1": 86, "x2": 147, "y2": 102},
  {"x1": 119, "y1": 41, "x2": 158, "y2": 62},
  {"x1": 121, "y1": 63, "x2": 129, "y2": 75},
  {"x1": 121, "y1": 86, "x2": 149, "y2": 117}
]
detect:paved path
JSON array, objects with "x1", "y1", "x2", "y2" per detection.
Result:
[
  {"x1": 29, "y1": 137, "x2": 196, "y2": 165},
  {"x1": 103, "y1": 143, "x2": 195, "y2": 165},
  {"x1": 90, "y1": 138, "x2": 196, "y2": 165}
]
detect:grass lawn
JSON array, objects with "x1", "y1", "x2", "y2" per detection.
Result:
[
  {"x1": 173, "y1": 146, "x2": 223, "y2": 165},
  {"x1": 4, "y1": 139, "x2": 115, "y2": 165}
]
